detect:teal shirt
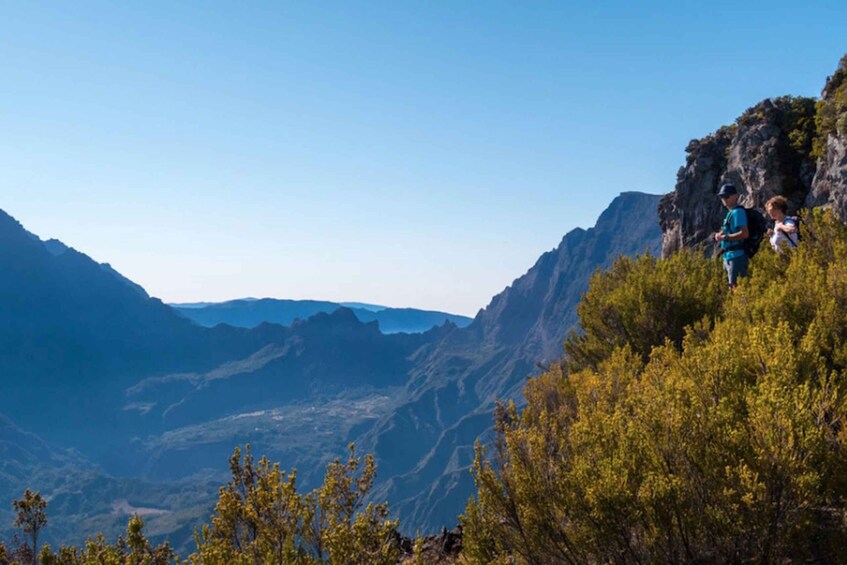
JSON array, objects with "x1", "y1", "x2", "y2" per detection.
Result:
[{"x1": 721, "y1": 207, "x2": 748, "y2": 260}]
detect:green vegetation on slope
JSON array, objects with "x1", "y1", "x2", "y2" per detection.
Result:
[
  {"x1": 461, "y1": 209, "x2": 847, "y2": 563},
  {"x1": 1, "y1": 444, "x2": 400, "y2": 565}
]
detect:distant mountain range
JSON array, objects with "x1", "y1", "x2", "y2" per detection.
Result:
[
  {"x1": 0, "y1": 208, "x2": 292, "y2": 451},
  {"x1": 0, "y1": 191, "x2": 663, "y2": 550},
  {"x1": 171, "y1": 298, "x2": 473, "y2": 335}
]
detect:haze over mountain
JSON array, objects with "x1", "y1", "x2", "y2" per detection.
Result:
[
  {"x1": 0, "y1": 191, "x2": 662, "y2": 549},
  {"x1": 0, "y1": 208, "x2": 292, "y2": 450},
  {"x1": 171, "y1": 298, "x2": 473, "y2": 335}
]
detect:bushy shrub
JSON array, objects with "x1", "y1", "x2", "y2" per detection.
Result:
[
  {"x1": 191, "y1": 444, "x2": 398, "y2": 565},
  {"x1": 462, "y1": 210, "x2": 847, "y2": 563},
  {"x1": 38, "y1": 515, "x2": 174, "y2": 565},
  {"x1": 564, "y1": 249, "x2": 725, "y2": 373}
]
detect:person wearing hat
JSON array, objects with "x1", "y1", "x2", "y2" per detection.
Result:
[{"x1": 713, "y1": 183, "x2": 749, "y2": 289}]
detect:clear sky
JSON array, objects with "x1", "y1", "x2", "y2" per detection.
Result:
[{"x1": 2, "y1": 1, "x2": 845, "y2": 315}]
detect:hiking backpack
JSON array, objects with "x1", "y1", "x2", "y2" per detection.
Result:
[
  {"x1": 724, "y1": 206, "x2": 768, "y2": 258},
  {"x1": 742, "y1": 207, "x2": 768, "y2": 257}
]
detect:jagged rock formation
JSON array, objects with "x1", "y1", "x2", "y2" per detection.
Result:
[
  {"x1": 0, "y1": 194, "x2": 664, "y2": 548},
  {"x1": 396, "y1": 526, "x2": 462, "y2": 564},
  {"x1": 808, "y1": 56, "x2": 847, "y2": 219},
  {"x1": 811, "y1": 134, "x2": 847, "y2": 218},
  {"x1": 659, "y1": 97, "x2": 816, "y2": 256},
  {"x1": 0, "y1": 208, "x2": 289, "y2": 450},
  {"x1": 660, "y1": 55, "x2": 847, "y2": 256}
]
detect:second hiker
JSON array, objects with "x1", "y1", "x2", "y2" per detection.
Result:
[{"x1": 765, "y1": 195, "x2": 799, "y2": 252}]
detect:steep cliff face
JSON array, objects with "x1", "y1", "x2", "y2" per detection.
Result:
[
  {"x1": 811, "y1": 135, "x2": 847, "y2": 218},
  {"x1": 659, "y1": 96, "x2": 816, "y2": 256},
  {"x1": 474, "y1": 192, "x2": 664, "y2": 363},
  {"x1": 660, "y1": 55, "x2": 847, "y2": 256},
  {"x1": 808, "y1": 56, "x2": 847, "y2": 219}
]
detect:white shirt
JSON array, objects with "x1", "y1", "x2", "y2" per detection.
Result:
[{"x1": 770, "y1": 217, "x2": 798, "y2": 251}]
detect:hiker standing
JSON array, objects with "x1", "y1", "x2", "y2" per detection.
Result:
[
  {"x1": 765, "y1": 195, "x2": 799, "y2": 252},
  {"x1": 713, "y1": 183, "x2": 750, "y2": 289}
]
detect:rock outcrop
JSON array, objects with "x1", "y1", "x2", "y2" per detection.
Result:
[
  {"x1": 396, "y1": 526, "x2": 462, "y2": 564},
  {"x1": 810, "y1": 134, "x2": 847, "y2": 219},
  {"x1": 807, "y1": 56, "x2": 847, "y2": 219},
  {"x1": 660, "y1": 55, "x2": 847, "y2": 256},
  {"x1": 659, "y1": 97, "x2": 816, "y2": 256}
]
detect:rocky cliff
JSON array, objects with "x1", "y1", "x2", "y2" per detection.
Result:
[
  {"x1": 807, "y1": 56, "x2": 847, "y2": 219},
  {"x1": 660, "y1": 55, "x2": 847, "y2": 255}
]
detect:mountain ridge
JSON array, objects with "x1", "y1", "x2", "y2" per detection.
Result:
[
  {"x1": 0, "y1": 191, "x2": 665, "y2": 547},
  {"x1": 171, "y1": 297, "x2": 473, "y2": 335}
]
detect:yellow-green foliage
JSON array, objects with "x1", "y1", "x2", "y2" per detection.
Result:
[
  {"x1": 462, "y1": 209, "x2": 847, "y2": 563},
  {"x1": 190, "y1": 444, "x2": 398, "y2": 565},
  {"x1": 565, "y1": 249, "x2": 725, "y2": 372},
  {"x1": 38, "y1": 515, "x2": 175, "y2": 565},
  {"x1": 6, "y1": 444, "x2": 397, "y2": 565}
]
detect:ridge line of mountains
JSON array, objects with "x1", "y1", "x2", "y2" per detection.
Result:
[
  {"x1": 170, "y1": 298, "x2": 473, "y2": 335},
  {"x1": 0, "y1": 190, "x2": 664, "y2": 551}
]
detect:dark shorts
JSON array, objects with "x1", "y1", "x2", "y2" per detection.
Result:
[{"x1": 723, "y1": 254, "x2": 749, "y2": 286}]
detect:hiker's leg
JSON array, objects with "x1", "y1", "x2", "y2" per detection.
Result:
[
  {"x1": 724, "y1": 257, "x2": 736, "y2": 287},
  {"x1": 735, "y1": 254, "x2": 749, "y2": 280}
]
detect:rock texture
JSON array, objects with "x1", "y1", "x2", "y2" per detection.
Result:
[
  {"x1": 661, "y1": 55, "x2": 847, "y2": 256},
  {"x1": 396, "y1": 526, "x2": 462, "y2": 564},
  {"x1": 659, "y1": 97, "x2": 816, "y2": 256},
  {"x1": 810, "y1": 134, "x2": 847, "y2": 218},
  {"x1": 807, "y1": 56, "x2": 847, "y2": 219}
]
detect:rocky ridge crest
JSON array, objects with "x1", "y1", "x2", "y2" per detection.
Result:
[{"x1": 660, "y1": 55, "x2": 847, "y2": 255}]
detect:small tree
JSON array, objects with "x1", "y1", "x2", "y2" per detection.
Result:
[
  {"x1": 13, "y1": 489, "x2": 47, "y2": 564},
  {"x1": 192, "y1": 443, "x2": 399, "y2": 564},
  {"x1": 564, "y1": 249, "x2": 724, "y2": 372},
  {"x1": 302, "y1": 444, "x2": 398, "y2": 565}
]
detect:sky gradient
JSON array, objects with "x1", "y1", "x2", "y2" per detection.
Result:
[{"x1": 3, "y1": 1, "x2": 846, "y2": 315}]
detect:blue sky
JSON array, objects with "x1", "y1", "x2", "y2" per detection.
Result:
[{"x1": 2, "y1": 1, "x2": 845, "y2": 315}]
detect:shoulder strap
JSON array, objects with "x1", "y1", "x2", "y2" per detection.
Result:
[{"x1": 785, "y1": 223, "x2": 799, "y2": 247}]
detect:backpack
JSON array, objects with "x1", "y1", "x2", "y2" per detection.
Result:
[
  {"x1": 743, "y1": 207, "x2": 768, "y2": 257},
  {"x1": 724, "y1": 206, "x2": 767, "y2": 258}
]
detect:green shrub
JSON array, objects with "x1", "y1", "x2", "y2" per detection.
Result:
[
  {"x1": 564, "y1": 249, "x2": 725, "y2": 373},
  {"x1": 463, "y1": 210, "x2": 847, "y2": 563}
]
